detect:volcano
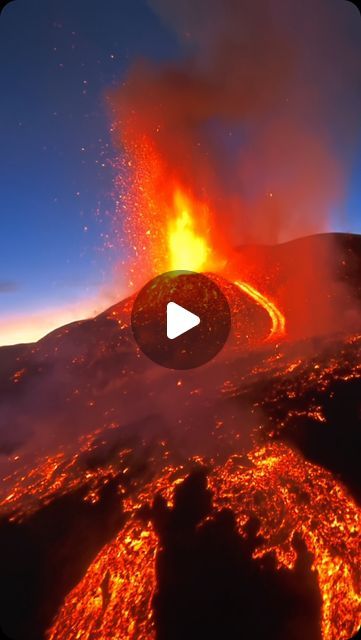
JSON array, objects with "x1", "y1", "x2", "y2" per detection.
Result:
[{"x1": 0, "y1": 232, "x2": 360, "y2": 640}]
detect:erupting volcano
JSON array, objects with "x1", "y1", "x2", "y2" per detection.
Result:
[
  {"x1": 0, "y1": 210, "x2": 360, "y2": 640},
  {"x1": 114, "y1": 133, "x2": 287, "y2": 345},
  {"x1": 1, "y1": 1, "x2": 361, "y2": 640}
]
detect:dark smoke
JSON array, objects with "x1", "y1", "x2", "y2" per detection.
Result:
[{"x1": 111, "y1": 0, "x2": 361, "y2": 244}]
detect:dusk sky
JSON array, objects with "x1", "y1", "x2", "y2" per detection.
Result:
[
  {"x1": 0, "y1": 0, "x2": 360, "y2": 345},
  {"x1": 0, "y1": 0, "x2": 180, "y2": 344}
]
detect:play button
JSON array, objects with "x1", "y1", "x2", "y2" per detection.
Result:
[
  {"x1": 167, "y1": 302, "x2": 200, "y2": 339},
  {"x1": 131, "y1": 270, "x2": 231, "y2": 369}
]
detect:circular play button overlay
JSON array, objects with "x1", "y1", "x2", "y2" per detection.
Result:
[{"x1": 131, "y1": 271, "x2": 231, "y2": 369}]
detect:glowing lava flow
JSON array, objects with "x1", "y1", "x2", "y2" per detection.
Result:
[
  {"x1": 211, "y1": 444, "x2": 361, "y2": 640},
  {"x1": 234, "y1": 280, "x2": 286, "y2": 339},
  {"x1": 0, "y1": 426, "x2": 131, "y2": 523},
  {"x1": 47, "y1": 444, "x2": 360, "y2": 640},
  {"x1": 47, "y1": 465, "x2": 187, "y2": 640},
  {"x1": 165, "y1": 189, "x2": 286, "y2": 338},
  {"x1": 47, "y1": 518, "x2": 157, "y2": 640},
  {"x1": 165, "y1": 188, "x2": 286, "y2": 339}
]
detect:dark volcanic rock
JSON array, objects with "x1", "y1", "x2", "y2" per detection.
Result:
[{"x1": 0, "y1": 233, "x2": 360, "y2": 639}]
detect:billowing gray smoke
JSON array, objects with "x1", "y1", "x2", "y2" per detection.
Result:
[{"x1": 113, "y1": 0, "x2": 361, "y2": 243}]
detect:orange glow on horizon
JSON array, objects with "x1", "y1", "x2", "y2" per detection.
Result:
[{"x1": 0, "y1": 295, "x2": 117, "y2": 347}]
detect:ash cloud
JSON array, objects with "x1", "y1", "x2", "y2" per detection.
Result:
[{"x1": 112, "y1": 0, "x2": 361, "y2": 244}]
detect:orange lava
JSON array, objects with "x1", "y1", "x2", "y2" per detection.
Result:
[
  {"x1": 0, "y1": 426, "x2": 126, "y2": 522},
  {"x1": 47, "y1": 444, "x2": 360, "y2": 640},
  {"x1": 167, "y1": 189, "x2": 222, "y2": 273},
  {"x1": 234, "y1": 280, "x2": 286, "y2": 339},
  {"x1": 117, "y1": 136, "x2": 286, "y2": 341},
  {"x1": 47, "y1": 465, "x2": 187, "y2": 640},
  {"x1": 211, "y1": 444, "x2": 361, "y2": 640},
  {"x1": 47, "y1": 518, "x2": 157, "y2": 640}
]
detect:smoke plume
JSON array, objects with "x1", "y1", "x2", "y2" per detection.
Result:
[{"x1": 111, "y1": 0, "x2": 361, "y2": 244}]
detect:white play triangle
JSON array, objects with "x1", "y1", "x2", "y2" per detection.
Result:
[{"x1": 166, "y1": 302, "x2": 200, "y2": 340}]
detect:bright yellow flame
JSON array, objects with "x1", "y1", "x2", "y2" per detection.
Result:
[{"x1": 167, "y1": 191, "x2": 211, "y2": 272}]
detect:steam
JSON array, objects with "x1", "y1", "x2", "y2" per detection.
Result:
[{"x1": 111, "y1": 0, "x2": 361, "y2": 244}]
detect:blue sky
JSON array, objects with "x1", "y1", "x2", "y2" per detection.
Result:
[{"x1": 0, "y1": 0, "x2": 179, "y2": 342}]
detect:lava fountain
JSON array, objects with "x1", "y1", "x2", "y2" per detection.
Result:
[
  {"x1": 167, "y1": 189, "x2": 215, "y2": 273},
  {"x1": 117, "y1": 135, "x2": 286, "y2": 342}
]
